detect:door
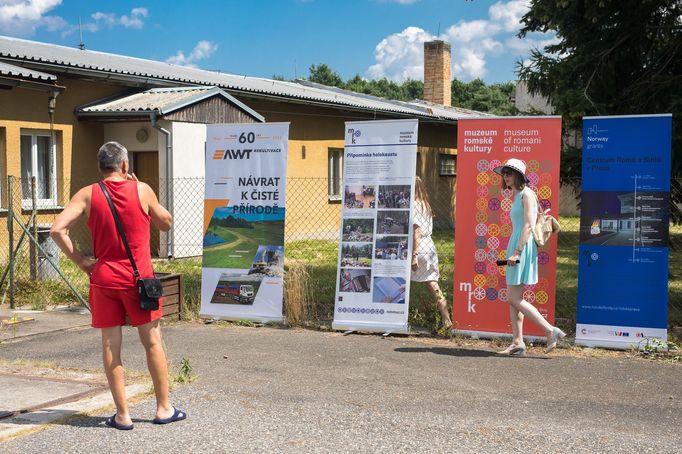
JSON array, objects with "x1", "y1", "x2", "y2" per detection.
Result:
[{"x1": 132, "y1": 151, "x2": 160, "y2": 256}]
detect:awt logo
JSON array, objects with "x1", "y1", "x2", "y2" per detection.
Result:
[{"x1": 212, "y1": 149, "x2": 252, "y2": 160}]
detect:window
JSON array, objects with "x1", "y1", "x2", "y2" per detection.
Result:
[
  {"x1": 328, "y1": 148, "x2": 343, "y2": 201},
  {"x1": 439, "y1": 154, "x2": 456, "y2": 176},
  {"x1": 21, "y1": 131, "x2": 57, "y2": 207}
]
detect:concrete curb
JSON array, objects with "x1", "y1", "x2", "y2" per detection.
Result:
[{"x1": 0, "y1": 383, "x2": 149, "y2": 442}]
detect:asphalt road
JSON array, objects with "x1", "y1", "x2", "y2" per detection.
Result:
[{"x1": 1, "y1": 323, "x2": 680, "y2": 453}]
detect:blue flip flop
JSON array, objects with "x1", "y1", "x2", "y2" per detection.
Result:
[
  {"x1": 153, "y1": 407, "x2": 187, "y2": 425},
  {"x1": 105, "y1": 414, "x2": 134, "y2": 430}
]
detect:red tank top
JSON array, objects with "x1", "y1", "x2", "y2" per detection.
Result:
[{"x1": 88, "y1": 180, "x2": 155, "y2": 289}]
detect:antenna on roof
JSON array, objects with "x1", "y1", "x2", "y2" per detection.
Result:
[
  {"x1": 437, "y1": 22, "x2": 440, "y2": 37},
  {"x1": 294, "y1": 59, "x2": 297, "y2": 79},
  {"x1": 78, "y1": 17, "x2": 85, "y2": 50}
]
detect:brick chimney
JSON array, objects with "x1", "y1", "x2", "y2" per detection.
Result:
[{"x1": 423, "y1": 40, "x2": 451, "y2": 106}]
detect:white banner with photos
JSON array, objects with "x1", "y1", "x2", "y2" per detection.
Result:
[{"x1": 332, "y1": 119, "x2": 418, "y2": 334}]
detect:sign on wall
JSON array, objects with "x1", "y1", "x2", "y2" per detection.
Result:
[
  {"x1": 576, "y1": 114, "x2": 672, "y2": 349},
  {"x1": 200, "y1": 122, "x2": 289, "y2": 323},
  {"x1": 332, "y1": 119, "x2": 418, "y2": 334},
  {"x1": 453, "y1": 117, "x2": 562, "y2": 337}
]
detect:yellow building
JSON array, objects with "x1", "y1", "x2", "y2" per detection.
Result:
[{"x1": 0, "y1": 36, "x2": 483, "y2": 258}]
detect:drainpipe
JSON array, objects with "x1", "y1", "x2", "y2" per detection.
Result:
[{"x1": 150, "y1": 112, "x2": 173, "y2": 259}]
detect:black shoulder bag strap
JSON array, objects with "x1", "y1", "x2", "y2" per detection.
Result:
[{"x1": 98, "y1": 181, "x2": 140, "y2": 279}]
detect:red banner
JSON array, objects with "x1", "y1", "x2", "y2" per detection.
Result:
[{"x1": 453, "y1": 117, "x2": 562, "y2": 336}]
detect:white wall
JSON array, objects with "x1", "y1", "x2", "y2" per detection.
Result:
[
  {"x1": 103, "y1": 122, "x2": 158, "y2": 153},
  {"x1": 169, "y1": 122, "x2": 207, "y2": 257}
]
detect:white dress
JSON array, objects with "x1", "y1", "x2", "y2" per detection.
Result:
[{"x1": 411, "y1": 200, "x2": 439, "y2": 282}]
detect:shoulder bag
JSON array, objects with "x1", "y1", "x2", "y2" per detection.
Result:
[
  {"x1": 529, "y1": 188, "x2": 561, "y2": 247},
  {"x1": 98, "y1": 182, "x2": 163, "y2": 311}
]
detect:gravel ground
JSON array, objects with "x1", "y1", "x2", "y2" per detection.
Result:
[{"x1": 0, "y1": 322, "x2": 680, "y2": 453}]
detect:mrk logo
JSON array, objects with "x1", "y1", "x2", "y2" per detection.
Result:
[
  {"x1": 212, "y1": 149, "x2": 252, "y2": 160},
  {"x1": 347, "y1": 128, "x2": 361, "y2": 144},
  {"x1": 459, "y1": 282, "x2": 475, "y2": 313}
]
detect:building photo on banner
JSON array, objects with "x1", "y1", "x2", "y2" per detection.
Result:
[
  {"x1": 453, "y1": 116, "x2": 562, "y2": 338},
  {"x1": 200, "y1": 122, "x2": 289, "y2": 323},
  {"x1": 576, "y1": 114, "x2": 672, "y2": 349},
  {"x1": 333, "y1": 119, "x2": 418, "y2": 334}
]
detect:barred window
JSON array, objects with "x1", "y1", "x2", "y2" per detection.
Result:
[
  {"x1": 439, "y1": 154, "x2": 456, "y2": 176},
  {"x1": 328, "y1": 148, "x2": 343, "y2": 201}
]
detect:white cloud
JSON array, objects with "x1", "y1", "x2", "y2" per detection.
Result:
[
  {"x1": 0, "y1": 0, "x2": 64, "y2": 37},
  {"x1": 365, "y1": 0, "x2": 554, "y2": 82},
  {"x1": 120, "y1": 7, "x2": 148, "y2": 29},
  {"x1": 166, "y1": 40, "x2": 218, "y2": 68},
  {"x1": 83, "y1": 7, "x2": 148, "y2": 33}
]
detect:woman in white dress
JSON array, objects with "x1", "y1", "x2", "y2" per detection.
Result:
[{"x1": 411, "y1": 176, "x2": 452, "y2": 329}]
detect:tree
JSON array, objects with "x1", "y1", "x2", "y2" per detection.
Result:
[
  {"x1": 518, "y1": 0, "x2": 681, "y2": 179},
  {"x1": 451, "y1": 79, "x2": 517, "y2": 115},
  {"x1": 308, "y1": 64, "x2": 344, "y2": 87}
]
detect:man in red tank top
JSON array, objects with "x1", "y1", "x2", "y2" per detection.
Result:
[{"x1": 51, "y1": 141, "x2": 186, "y2": 429}]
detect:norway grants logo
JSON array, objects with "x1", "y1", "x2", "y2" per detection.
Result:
[{"x1": 347, "y1": 128, "x2": 361, "y2": 144}]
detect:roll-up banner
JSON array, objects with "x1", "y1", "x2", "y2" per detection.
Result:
[
  {"x1": 200, "y1": 122, "x2": 289, "y2": 323},
  {"x1": 576, "y1": 114, "x2": 672, "y2": 349},
  {"x1": 453, "y1": 117, "x2": 562, "y2": 338},
  {"x1": 332, "y1": 119, "x2": 418, "y2": 334}
]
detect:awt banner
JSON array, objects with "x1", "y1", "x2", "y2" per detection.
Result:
[
  {"x1": 453, "y1": 117, "x2": 562, "y2": 338},
  {"x1": 332, "y1": 119, "x2": 418, "y2": 334},
  {"x1": 200, "y1": 122, "x2": 289, "y2": 323},
  {"x1": 576, "y1": 114, "x2": 672, "y2": 349}
]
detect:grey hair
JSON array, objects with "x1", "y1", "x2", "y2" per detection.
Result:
[{"x1": 97, "y1": 141, "x2": 128, "y2": 172}]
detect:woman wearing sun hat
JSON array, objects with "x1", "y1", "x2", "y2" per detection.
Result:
[{"x1": 493, "y1": 158, "x2": 565, "y2": 355}]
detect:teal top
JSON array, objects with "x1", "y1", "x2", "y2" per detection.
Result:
[{"x1": 506, "y1": 187, "x2": 538, "y2": 285}]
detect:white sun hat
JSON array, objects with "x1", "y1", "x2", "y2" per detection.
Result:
[{"x1": 493, "y1": 158, "x2": 529, "y2": 183}]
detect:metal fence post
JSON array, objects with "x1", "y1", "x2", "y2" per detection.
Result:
[
  {"x1": 30, "y1": 176, "x2": 37, "y2": 280},
  {"x1": 7, "y1": 176, "x2": 14, "y2": 309}
]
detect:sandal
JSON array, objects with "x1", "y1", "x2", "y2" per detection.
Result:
[
  {"x1": 153, "y1": 406, "x2": 187, "y2": 425},
  {"x1": 105, "y1": 413, "x2": 134, "y2": 430}
]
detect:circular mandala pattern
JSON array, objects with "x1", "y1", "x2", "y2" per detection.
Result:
[
  {"x1": 475, "y1": 236, "x2": 486, "y2": 249},
  {"x1": 500, "y1": 224, "x2": 512, "y2": 237},
  {"x1": 501, "y1": 188, "x2": 513, "y2": 199},
  {"x1": 488, "y1": 224, "x2": 500, "y2": 237},
  {"x1": 476, "y1": 197, "x2": 488, "y2": 211},
  {"x1": 474, "y1": 274, "x2": 487, "y2": 288},
  {"x1": 487, "y1": 250, "x2": 499, "y2": 263},
  {"x1": 487, "y1": 262, "x2": 499, "y2": 276},
  {"x1": 540, "y1": 199, "x2": 551, "y2": 211},
  {"x1": 491, "y1": 174, "x2": 501, "y2": 186},
  {"x1": 498, "y1": 250, "x2": 507, "y2": 260},
  {"x1": 535, "y1": 291, "x2": 548, "y2": 305},
  {"x1": 500, "y1": 212, "x2": 511, "y2": 224},
  {"x1": 487, "y1": 237, "x2": 500, "y2": 250},
  {"x1": 476, "y1": 172, "x2": 490, "y2": 186},
  {"x1": 498, "y1": 288, "x2": 508, "y2": 301},
  {"x1": 523, "y1": 290, "x2": 536, "y2": 304},
  {"x1": 488, "y1": 186, "x2": 501, "y2": 197},
  {"x1": 486, "y1": 274, "x2": 498, "y2": 287},
  {"x1": 476, "y1": 185, "x2": 489, "y2": 198},
  {"x1": 501, "y1": 198, "x2": 513, "y2": 212},
  {"x1": 475, "y1": 223, "x2": 488, "y2": 236},
  {"x1": 474, "y1": 262, "x2": 487, "y2": 274},
  {"x1": 488, "y1": 198, "x2": 501, "y2": 211},
  {"x1": 477, "y1": 160, "x2": 490, "y2": 172},
  {"x1": 538, "y1": 186, "x2": 552, "y2": 199},
  {"x1": 486, "y1": 288, "x2": 498, "y2": 301},
  {"x1": 527, "y1": 160, "x2": 540, "y2": 172},
  {"x1": 490, "y1": 159, "x2": 502, "y2": 169},
  {"x1": 538, "y1": 251, "x2": 550, "y2": 265},
  {"x1": 475, "y1": 211, "x2": 488, "y2": 223},
  {"x1": 527, "y1": 172, "x2": 539, "y2": 187},
  {"x1": 473, "y1": 287, "x2": 486, "y2": 300},
  {"x1": 540, "y1": 173, "x2": 552, "y2": 186},
  {"x1": 474, "y1": 249, "x2": 487, "y2": 262}
]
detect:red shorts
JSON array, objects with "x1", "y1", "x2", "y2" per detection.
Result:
[{"x1": 89, "y1": 284, "x2": 163, "y2": 328}]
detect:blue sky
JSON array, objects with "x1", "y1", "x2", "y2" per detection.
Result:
[{"x1": 0, "y1": 0, "x2": 557, "y2": 84}]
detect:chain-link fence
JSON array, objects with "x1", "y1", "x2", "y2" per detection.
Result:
[{"x1": 1, "y1": 176, "x2": 680, "y2": 333}]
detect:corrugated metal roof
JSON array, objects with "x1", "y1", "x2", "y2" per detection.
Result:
[
  {"x1": 0, "y1": 35, "x2": 486, "y2": 122},
  {"x1": 77, "y1": 86, "x2": 264, "y2": 121},
  {"x1": 0, "y1": 60, "x2": 56, "y2": 81}
]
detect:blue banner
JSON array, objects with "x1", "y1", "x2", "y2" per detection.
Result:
[{"x1": 576, "y1": 114, "x2": 672, "y2": 348}]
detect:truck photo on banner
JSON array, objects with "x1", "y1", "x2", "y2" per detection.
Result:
[
  {"x1": 576, "y1": 114, "x2": 672, "y2": 349},
  {"x1": 453, "y1": 117, "x2": 562, "y2": 338},
  {"x1": 332, "y1": 119, "x2": 418, "y2": 334},
  {"x1": 200, "y1": 122, "x2": 289, "y2": 323}
]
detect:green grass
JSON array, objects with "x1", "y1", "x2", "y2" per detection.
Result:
[{"x1": 202, "y1": 221, "x2": 284, "y2": 269}]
